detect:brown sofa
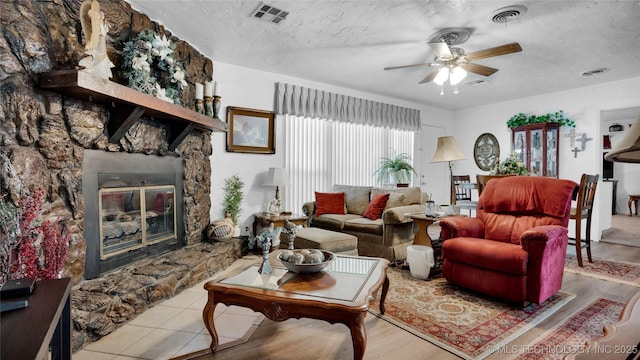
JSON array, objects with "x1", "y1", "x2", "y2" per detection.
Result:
[{"x1": 302, "y1": 185, "x2": 427, "y2": 263}]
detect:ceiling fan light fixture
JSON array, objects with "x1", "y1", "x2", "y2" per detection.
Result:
[
  {"x1": 434, "y1": 67, "x2": 450, "y2": 85},
  {"x1": 449, "y1": 67, "x2": 467, "y2": 85}
]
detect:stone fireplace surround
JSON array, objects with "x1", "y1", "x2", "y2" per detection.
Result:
[{"x1": 0, "y1": 0, "x2": 240, "y2": 352}]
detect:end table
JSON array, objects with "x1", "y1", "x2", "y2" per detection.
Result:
[{"x1": 252, "y1": 212, "x2": 308, "y2": 239}]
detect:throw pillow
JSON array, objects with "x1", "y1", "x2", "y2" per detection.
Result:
[
  {"x1": 363, "y1": 193, "x2": 390, "y2": 220},
  {"x1": 315, "y1": 192, "x2": 346, "y2": 216},
  {"x1": 384, "y1": 192, "x2": 405, "y2": 211}
]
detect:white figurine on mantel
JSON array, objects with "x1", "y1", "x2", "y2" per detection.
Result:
[{"x1": 78, "y1": 0, "x2": 115, "y2": 79}]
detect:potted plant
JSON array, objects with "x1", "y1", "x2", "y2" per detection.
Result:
[
  {"x1": 490, "y1": 153, "x2": 529, "y2": 175},
  {"x1": 222, "y1": 174, "x2": 244, "y2": 236},
  {"x1": 374, "y1": 153, "x2": 417, "y2": 187}
]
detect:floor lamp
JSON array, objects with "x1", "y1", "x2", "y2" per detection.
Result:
[{"x1": 430, "y1": 136, "x2": 466, "y2": 205}]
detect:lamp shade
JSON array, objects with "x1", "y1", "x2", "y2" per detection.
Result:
[
  {"x1": 605, "y1": 115, "x2": 640, "y2": 163},
  {"x1": 263, "y1": 168, "x2": 289, "y2": 187},
  {"x1": 430, "y1": 136, "x2": 466, "y2": 163}
]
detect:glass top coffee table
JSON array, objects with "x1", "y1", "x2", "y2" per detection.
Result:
[{"x1": 203, "y1": 252, "x2": 390, "y2": 360}]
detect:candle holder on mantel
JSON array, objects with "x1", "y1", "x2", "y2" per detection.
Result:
[
  {"x1": 213, "y1": 95, "x2": 222, "y2": 120},
  {"x1": 204, "y1": 96, "x2": 214, "y2": 117},
  {"x1": 194, "y1": 98, "x2": 204, "y2": 114}
]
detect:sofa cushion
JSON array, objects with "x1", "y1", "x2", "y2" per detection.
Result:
[
  {"x1": 312, "y1": 213, "x2": 361, "y2": 230},
  {"x1": 392, "y1": 186, "x2": 422, "y2": 205},
  {"x1": 315, "y1": 192, "x2": 346, "y2": 216},
  {"x1": 384, "y1": 193, "x2": 405, "y2": 211},
  {"x1": 343, "y1": 217, "x2": 384, "y2": 235},
  {"x1": 332, "y1": 185, "x2": 372, "y2": 215},
  {"x1": 363, "y1": 193, "x2": 389, "y2": 220},
  {"x1": 372, "y1": 186, "x2": 421, "y2": 206},
  {"x1": 443, "y1": 237, "x2": 528, "y2": 275}
]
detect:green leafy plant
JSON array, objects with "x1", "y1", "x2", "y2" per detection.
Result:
[
  {"x1": 507, "y1": 110, "x2": 576, "y2": 128},
  {"x1": 374, "y1": 153, "x2": 417, "y2": 185},
  {"x1": 222, "y1": 175, "x2": 244, "y2": 225},
  {"x1": 490, "y1": 152, "x2": 529, "y2": 175}
]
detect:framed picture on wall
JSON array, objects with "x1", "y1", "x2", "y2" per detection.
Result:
[{"x1": 226, "y1": 106, "x2": 275, "y2": 154}]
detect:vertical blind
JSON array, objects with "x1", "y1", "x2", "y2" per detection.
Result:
[{"x1": 283, "y1": 115, "x2": 414, "y2": 212}]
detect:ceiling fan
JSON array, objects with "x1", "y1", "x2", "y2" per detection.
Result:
[{"x1": 384, "y1": 28, "x2": 522, "y2": 93}]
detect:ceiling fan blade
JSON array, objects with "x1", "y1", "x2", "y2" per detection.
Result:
[
  {"x1": 418, "y1": 70, "x2": 439, "y2": 84},
  {"x1": 466, "y1": 42, "x2": 522, "y2": 61},
  {"x1": 384, "y1": 62, "x2": 435, "y2": 71},
  {"x1": 460, "y1": 63, "x2": 499, "y2": 76},
  {"x1": 428, "y1": 42, "x2": 453, "y2": 59}
]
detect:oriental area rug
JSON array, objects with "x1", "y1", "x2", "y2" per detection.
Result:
[
  {"x1": 508, "y1": 297, "x2": 624, "y2": 360},
  {"x1": 564, "y1": 255, "x2": 640, "y2": 287},
  {"x1": 368, "y1": 268, "x2": 575, "y2": 360}
]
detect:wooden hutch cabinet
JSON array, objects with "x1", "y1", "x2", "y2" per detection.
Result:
[{"x1": 511, "y1": 123, "x2": 560, "y2": 177}]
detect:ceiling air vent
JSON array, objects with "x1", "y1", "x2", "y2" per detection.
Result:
[
  {"x1": 491, "y1": 5, "x2": 527, "y2": 24},
  {"x1": 250, "y1": 2, "x2": 289, "y2": 24},
  {"x1": 466, "y1": 79, "x2": 489, "y2": 86},
  {"x1": 580, "y1": 67, "x2": 610, "y2": 77}
]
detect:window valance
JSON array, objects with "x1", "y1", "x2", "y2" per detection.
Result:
[{"x1": 274, "y1": 82, "x2": 421, "y2": 132}]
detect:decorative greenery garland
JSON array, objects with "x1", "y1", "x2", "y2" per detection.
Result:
[
  {"x1": 122, "y1": 30, "x2": 187, "y2": 105},
  {"x1": 507, "y1": 110, "x2": 576, "y2": 128}
]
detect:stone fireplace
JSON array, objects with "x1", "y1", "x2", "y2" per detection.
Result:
[
  {"x1": 82, "y1": 150, "x2": 185, "y2": 279},
  {"x1": 1, "y1": 0, "x2": 240, "y2": 352}
]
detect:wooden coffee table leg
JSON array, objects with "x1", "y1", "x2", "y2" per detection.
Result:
[
  {"x1": 379, "y1": 273, "x2": 389, "y2": 315},
  {"x1": 348, "y1": 312, "x2": 367, "y2": 360},
  {"x1": 202, "y1": 294, "x2": 220, "y2": 353}
]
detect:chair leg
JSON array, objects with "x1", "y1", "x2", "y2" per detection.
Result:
[
  {"x1": 586, "y1": 216, "x2": 593, "y2": 263},
  {"x1": 575, "y1": 218, "x2": 583, "y2": 267}
]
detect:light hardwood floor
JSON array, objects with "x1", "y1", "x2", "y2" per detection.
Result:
[
  {"x1": 171, "y1": 240, "x2": 640, "y2": 360},
  {"x1": 77, "y1": 218, "x2": 640, "y2": 359}
]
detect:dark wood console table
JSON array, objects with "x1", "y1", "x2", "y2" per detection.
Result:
[{"x1": 1, "y1": 277, "x2": 72, "y2": 360}]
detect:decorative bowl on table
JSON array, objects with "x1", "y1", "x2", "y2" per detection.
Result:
[{"x1": 277, "y1": 249, "x2": 335, "y2": 273}]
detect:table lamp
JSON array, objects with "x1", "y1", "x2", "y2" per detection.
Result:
[
  {"x1": 430, "y1": 136, "x2": 466, "y2": 205},
  {"x1": 263, "y1": 167, "x2": 289, "y2": 215}
]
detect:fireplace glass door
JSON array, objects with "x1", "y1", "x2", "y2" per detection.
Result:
[{"x1": 99, "y1": 185, "x2": 176, "y2": 259}]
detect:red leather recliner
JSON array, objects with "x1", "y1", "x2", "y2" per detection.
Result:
[{"x1": 439, "y1": 176, "x2": 577, "y2": 304}]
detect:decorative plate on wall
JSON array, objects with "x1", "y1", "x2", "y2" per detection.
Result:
[{"x1": 474, "y1": 133, "x2": 500, "y2": 171}]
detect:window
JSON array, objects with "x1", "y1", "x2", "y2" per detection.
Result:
[{"x1": 283, "y1": 115, "x2": 414, "y2": 212}]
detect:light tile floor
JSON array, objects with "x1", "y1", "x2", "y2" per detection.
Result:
[{"x1": 73, "y1": 256, "x2": 263, "y2": 360}]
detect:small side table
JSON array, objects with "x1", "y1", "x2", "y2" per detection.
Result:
[
  {"x1": 407, "y1": 213, "x2": 444, "y2": 247},
  {"x1": 407, "y1": 214, "x2": 444, "y2": 278},
  {"x1": 252, "y1": 212, "x2": 308, "y2": 238}
]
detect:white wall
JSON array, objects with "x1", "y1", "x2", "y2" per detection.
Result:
[
  {"x1": 601, "y1": 113, "x2": 640, "y2": 212},
  {"x1": 209, "y1": 61, "x2": 454, "y2": 235},
  {"x1": 454, "y1": 76, "x2": 640, "y2": 239}
]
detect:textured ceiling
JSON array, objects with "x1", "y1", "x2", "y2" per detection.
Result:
[{"x1": 127, "y1": 0, "x2": 640, "y2": 110}]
